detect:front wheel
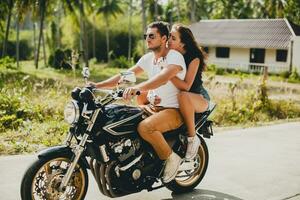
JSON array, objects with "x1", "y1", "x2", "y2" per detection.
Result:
[
  {"x1": 20, "y1": 155, "x2": 88, "y2": 200},
  {"x1": 166, "y1": 136, "x2": 209, "y2": 193}
]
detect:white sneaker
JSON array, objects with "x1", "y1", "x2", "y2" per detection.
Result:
[
  {"x1": 162, "y1": 152, "x2": 182, "y2": 183},
  {"x1": 185, "y1": 136, "x2": 201, "y2": 160}
]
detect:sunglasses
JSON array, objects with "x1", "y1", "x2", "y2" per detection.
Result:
[{"x1": 143, "y1": 33, "x2": 156, "y2": 40}]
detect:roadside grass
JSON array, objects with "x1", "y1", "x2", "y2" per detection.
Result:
[
  {"x1": 1, "y1": 60, "x2": 300, "y2": 155},
  {"x1": 207, "y1": 67, "x2": 300, "y2": 84}
]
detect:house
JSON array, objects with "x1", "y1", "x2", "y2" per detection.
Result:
[{"x1": 189, "y1": 19, "x2": 300, "y2": 74}]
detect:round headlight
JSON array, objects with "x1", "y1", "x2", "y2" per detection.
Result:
[{"x1": 64, "y1": 100, "x2": 80, "y2": 124}]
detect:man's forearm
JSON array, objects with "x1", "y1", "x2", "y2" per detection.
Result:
[
  {"x1": 96, "y1": 66, "x2": 143, "y2": 89},
  {"x1": 95, "y1": 74, "x2": 121, "y2": 89}
]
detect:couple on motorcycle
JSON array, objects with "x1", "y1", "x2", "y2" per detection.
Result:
[{"x1": 91, "y1": 21, "x2": 210, "y2": 184}]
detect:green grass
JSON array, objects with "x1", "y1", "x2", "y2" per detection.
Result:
[{"x1": 206, "y1": 67, "x2": 300, "y2": 84}]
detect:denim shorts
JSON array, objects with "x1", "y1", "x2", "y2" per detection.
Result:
[{"x1": 199, "y1": 87, "x2": 210, "y2": 102}]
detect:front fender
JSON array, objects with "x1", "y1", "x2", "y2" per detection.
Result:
[{"x1": 38, "y1": 145, "x2": 90, "y2": 169}]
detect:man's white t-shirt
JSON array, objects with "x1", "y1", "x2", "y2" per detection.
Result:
[{"x1": 136, "y1": 49, "x2": 186, "y2": 108}]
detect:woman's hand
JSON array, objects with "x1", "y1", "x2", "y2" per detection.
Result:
[
  {"x1": 148, "y1": 94, "x2": 161, "y2": 105},
  {"x1": 153, "y1": 95, "x2": 161, "y2": 105}
]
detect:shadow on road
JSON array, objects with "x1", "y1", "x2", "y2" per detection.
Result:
[{"x1": 163, "y1": 189, "x2": 243, "y2": 200}]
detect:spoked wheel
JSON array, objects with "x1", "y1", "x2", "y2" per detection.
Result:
[
  {"x1": 21, "y1": 156, "x2": 88, "y2": 200},
  {"x1": 166, "y1": 136, "x2": 209, "y2": 193}
]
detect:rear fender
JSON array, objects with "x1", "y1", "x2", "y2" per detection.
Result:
[{"x1": 38, "y1": 145, "x2": 90, "y2": 169}]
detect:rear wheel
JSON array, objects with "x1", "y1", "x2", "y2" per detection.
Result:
[
  {"x1": 166, "y1": 136, "x2": 209, "y2": 193},
  {"x1": 20, "y1": 155, "x2": 88, "y2": 200}
]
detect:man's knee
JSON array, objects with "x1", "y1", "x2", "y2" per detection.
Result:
[{"x1": 137, "y1": 120, "x2": 153, "y2": 141}]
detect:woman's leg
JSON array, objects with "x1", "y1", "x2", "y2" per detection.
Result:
[{"x1": 177, "y1": 91, "x2": 209, "y2": 137}]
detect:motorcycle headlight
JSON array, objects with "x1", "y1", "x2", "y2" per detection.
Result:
[{"x1": 64, "y1": 100, "x2": 80, "y2": 124}]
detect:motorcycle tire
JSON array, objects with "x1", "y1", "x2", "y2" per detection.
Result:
[
  {"x1": 166, "y1": 136, "x2": 209, "y2": 193},
  {"x1": 20, "y1": 154, "x2": 88, "y2": 200}
]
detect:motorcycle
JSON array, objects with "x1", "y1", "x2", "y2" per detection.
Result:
[{"x1": 20, "y1": 68, "x2": 216, "y2": 200}]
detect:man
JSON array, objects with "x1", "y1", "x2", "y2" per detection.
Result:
[{"x1": 92, "y1": 21, "x2": 186, "y2": 183}]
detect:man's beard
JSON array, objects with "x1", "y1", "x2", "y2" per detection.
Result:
[{"x1": 148, "y1": 44, "x2": 161, "y2": 52}]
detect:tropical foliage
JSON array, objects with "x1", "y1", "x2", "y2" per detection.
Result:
[{"x1": 0, "y1": 0, "x2": 300, "y2": 68}]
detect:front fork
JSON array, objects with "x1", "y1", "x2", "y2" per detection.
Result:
[{"x1": 59, "y1": 108, "x2": 102, "y2": 190}]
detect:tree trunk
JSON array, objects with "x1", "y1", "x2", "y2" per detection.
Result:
[
  {"x1": 2, "y1": 0, "x2": 14, "y2": 58},
  {"x1": 16, "y1": 13, "x2": 20, "y2": 68},
  {"x1": 141, "y1": 0, "x2": 146, "y2": 54},
  {"x1": 42, "y1": 30, "x2": 47, "y2": 67},
  {"x1": 33, "y1": 22, "x2": 37, "y2": 66},
  {"x1": 168, "y1": 0, "x2": 173, "y2": 25},
  {"x1": 190, "y1": 0, "x2": 196, "y2": 23},
  {"x1": 154, "y1": 0, "x2": 158, "y2": 20},
  {"x1": 56, "y1": 3, "x2": 62, "y2": 48},
  {"x1": 79, "y1": 0, "x2": 88, "y2": 67},
  {"x1": 176, "y1": 0, "x2": 180, "y2": 21},
  {"x1": 105, "y1": 17, "x2": 110, "y2": 62},
  {"x1": 92, "y1": 14, "x2": 96, "y2": 59},
  {"x1": 35, "y1": 0, "x2": 46, "y2": 69},
  {"x1": 128, "y1": 0, "x2": 132, "y2": 61}
]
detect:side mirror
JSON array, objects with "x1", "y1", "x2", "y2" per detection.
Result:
[{"x1": 119, "y1": 71, "x2": 136, "y2": 84}]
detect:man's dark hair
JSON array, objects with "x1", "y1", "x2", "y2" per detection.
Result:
[{"x1": 147, "y1": 21, "x2": 170, "y2": 38}]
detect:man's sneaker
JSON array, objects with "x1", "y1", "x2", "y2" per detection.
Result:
[
  {"x1": 185, "y1": 136, "x2": 201, "y2": 160},
  {"x1": 162, "y1": 152, "x2": 182, "y2": 183}
]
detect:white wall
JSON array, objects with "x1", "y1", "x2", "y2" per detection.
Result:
[
  {"x1": 207, "y1": 46, "x2": 290, "y2": 73},
  {"x1": 208, "y1": 47, "x2": 248, "y2": 70},
  {"x1": 292, "y1": 36, "x2": 300, "y2": 73},
  {"x1": 265, "y1": 49, "x2": 289, "y2": 73}
]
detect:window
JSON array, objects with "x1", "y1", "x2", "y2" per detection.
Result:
[
  {"x1": 216, "y1": 47, "x2": 230, "y2": 58},
  {"x1": 276, "y1": 49, "x2": 288, "y2": 62}
]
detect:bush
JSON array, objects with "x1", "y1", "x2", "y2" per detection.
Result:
[
  {"x1": 0, "y1": 40, "x2": 32, "y2": 60},
  {"x1": 108, "y1": 56, "x2": 131, "y2": 68},
  {"x1": 207, "y1": 64, "x2": 216, "y2": 72},
  {"x1": 288, "y1": 69, "x2": 300, "y2": 82},
  {"x1": 212, "y1": 80, "x2": 300, "y2": 126},
  {"x1": 48, "y1": 48, "x2": 72, "y2": 69},
  {"x1": 280, "y1": 71, "x2": 290, "y2": 79},
  {"x1": 216, "y1": 67, "x2": 226, "y2": 75},
  {"x1": 0, "y1": 56, "x2": 15, "y2": 69}
]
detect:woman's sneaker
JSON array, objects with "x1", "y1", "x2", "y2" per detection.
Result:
[{"x1": 185, "y1": 136, "x2": 200, "y2": 160}]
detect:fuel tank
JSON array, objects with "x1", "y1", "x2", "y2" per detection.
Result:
[{"x1": 102, "y1": 104, "x2": 144, "y2": 136}]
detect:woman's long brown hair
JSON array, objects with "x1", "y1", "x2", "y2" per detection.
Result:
[{"x1": 172, "y1": 24, "x2": 207, "y2": 71}]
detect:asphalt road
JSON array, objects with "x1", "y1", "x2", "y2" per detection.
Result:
[{"x1": 1, "y1": 122, "x2": 300, "y2": 200}]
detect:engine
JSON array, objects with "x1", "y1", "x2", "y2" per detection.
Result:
[{"x1": 109, "y1": 137, "x2": 141, "y2": 162}]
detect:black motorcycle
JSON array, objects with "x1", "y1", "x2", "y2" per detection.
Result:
[{"x1": 20, "y1": 69, "x2": 216, "y2": 200}]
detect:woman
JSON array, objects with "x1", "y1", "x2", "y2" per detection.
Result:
[{"x1": 168, "y1": 24, "x2": 210, "y2": 160}]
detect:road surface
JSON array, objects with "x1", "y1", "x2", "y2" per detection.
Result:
[{"x1": 1, "y1": 122, "x2": 300, "y2": 200}]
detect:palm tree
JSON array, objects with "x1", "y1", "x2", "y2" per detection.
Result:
[
  {"x1": 188, "y1": 0, "x2": 196, "y2": 23},
  {"x1": 127, "y1": 0, "x2": 133, "y2": 61},
  {"x1": 2, "y1": 0, "x2": 14, "y2": 58},
  {"x1": 284, "y1": 0, "x2": 300, "y2": 25},
  {"x1": 264, "y1": 0, "x2": 285, "y2": 18},
  {"x1": 15, "y1": 0, "x2": 31, "y2": 68},
  {"x1": 98, "y1": 0, "x2": 123, "y2": 62},
  {"x1": 141, "y1": 0, "x2": 146, "y2": 54},
  {"x1": 175, "y1": 0, "x2": 180, "y2": 21},
  {"x1": 154, "y1": 0, "x2": 158, "y2": 20},
  {"x1": 34, "y1": 0, "x2": 47, "y2": 69}
]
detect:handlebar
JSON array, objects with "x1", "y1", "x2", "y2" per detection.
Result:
[{"x1": 92, "y1": 88, "x2": 140, "y2": 98}]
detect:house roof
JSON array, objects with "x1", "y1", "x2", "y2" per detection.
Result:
[{"x1": 189, "y1": 18, "x2": 300, "y2": 50}]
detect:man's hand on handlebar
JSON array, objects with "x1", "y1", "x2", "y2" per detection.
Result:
[{"x1": 123, "y1": 87, "x2": 140, "y2": 101}]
